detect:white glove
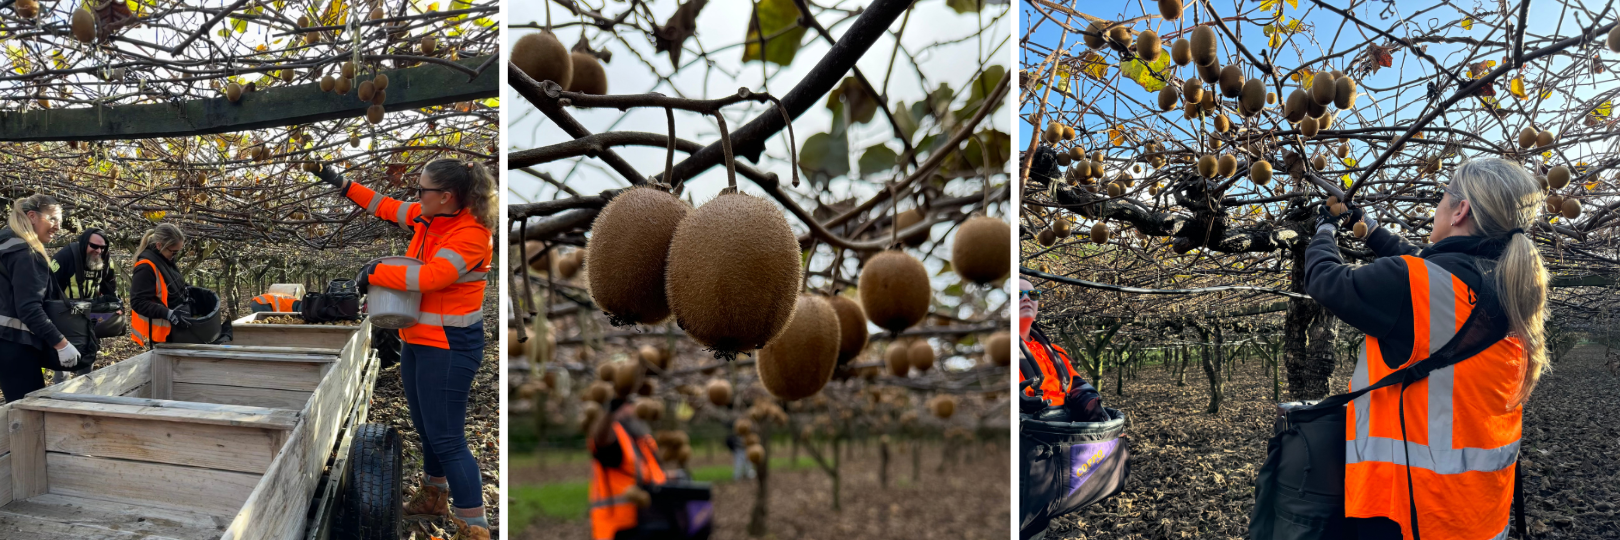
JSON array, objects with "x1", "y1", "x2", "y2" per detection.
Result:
[{"x1": 55, "y1": 341, "x2": 81, "y2": 369}]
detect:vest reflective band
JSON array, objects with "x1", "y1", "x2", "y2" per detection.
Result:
[
  {"x1": 1344, "y1": 255, "x2": 1523, "y2": 540},
  {"x1": 1019, "y1": 338, "x2": 1077, "y2": 406},
  {"x1": 130, "y1": 259, "x2": 171, "y2": 347},
  {"x1": 588, "y1": 422, "x2": 667, "y2": 540},
  {"x1": 253, "y1": 293, "x2": 298, "y2": 312}
]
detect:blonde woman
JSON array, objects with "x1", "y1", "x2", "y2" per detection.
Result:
[
  {"x1": 1305, "y1": 158, "x2": 1547, "y2": 540},
  {"x1": 0, "y1": 194, "x2": 79, "y2": 401},
  {"x1": 130, "y1": 223, "x2": 192, "y2": 347}
]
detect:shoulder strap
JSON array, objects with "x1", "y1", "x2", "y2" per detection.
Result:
[{"x1": 1307, "y1": 301, "x2": 1507, "y2": 412}]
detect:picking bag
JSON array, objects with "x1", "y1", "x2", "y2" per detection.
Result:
[
  {"x1": 301, "y1": 279, "x2": 362, "y2": 323},
  {"x1": 167, "y1": 286, "x2": 224, "y2": 344},
  {"x1": 1020, "y1": 407, "x2": 1131, "y2": 540},
  {"x1": 625, "y1": 481, "x2": 713, "y2": 540},
  {"x1": 41, "y1": 299, "x2": 96, "y2": 371}
]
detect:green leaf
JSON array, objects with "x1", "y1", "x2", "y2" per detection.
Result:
[
  {"x1": 942, "y1": 283, "x2": 965, "y2": 297},
  {"x1": 893, "y1": 102, "x2": 918, "y2": 143},
  {"x1": 858, "y1": 144, "x2": 899, "y2": 177},
  {"x1": 954, "y1": 65, "x2": 1007, "y2": 122},
  {"x1": 824, "y1": 77, "x2": 877, "y2": 124},
  {"x1": 799, "y1": 131, "x2": 849, "y2": 186},
  {"x1": 742, "y1": 0, "x2": 807, "y2": 66},
  {"x1": 945, "y1": 0, "x2": 984, "y2": 13},
  {"x1": 961, "y1": 129, "x2": 1011, "y2": 171},
  {"x1": 1120, "y1": 53, "x2": 1173, "y2": 92}
]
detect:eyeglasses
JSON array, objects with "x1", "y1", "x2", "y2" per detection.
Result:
[
  {"x1": 1020, "y1": 289, "x2": 1043, "y2": 301},
  {"x1": 412, "y1": 186, "x2": 451, "y2": 197},
  {"x1": 87, "y1": 243, "x2": 106, "y2": 251}
]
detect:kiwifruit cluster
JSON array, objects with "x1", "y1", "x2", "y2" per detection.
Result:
[
  {"x1": 1281, "y1": 70, "x2": 1358, "y2": 140},
  {"x1": 666, "y1": 192, "x2": 803, "y2": 355},
  {"x1": 656, "y1": 430, "x2": 692, "y2": 467},
  {"x1": 1042, "y1": 121, "x2": 1078, "y2": 143},
  {"x1": 1518, "y1": 126, "x2": 1557, "y2": 149},
  {"x1": 952, "y1": 215, "x2": 1010, "y2": 284},
  {"x1": 634, "y1": 399, "x2": 665, "y2": 421},
  {"x1": 825, "y1": 295, "x2": 869, "y2": 364},
  {"x1": 585, "y1": 187, "x2": 690, "y2": 326},
  {"x1": 984, "y1": 331, "x2": 1010, "y2": 367},
  {"x1": 513, "y1": 32, "x2": 574, "y2": 88},
  {"x1": 756, "y1": 295, "x2": 841, "y2": 401},
  {"x1": 705, "y1": 378, "x2": 733, "y2": 406},
  {"x1": 858, "y1": 250, "x2": 931, "y2": 333},
  {"x1": 567, "y1": 49, "x2": 608, "y2": 95},
  {"x1": 908, "y1": 339, "x2": 935, "y2": 373}
]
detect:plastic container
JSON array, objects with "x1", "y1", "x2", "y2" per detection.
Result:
[
  {"x1": 363, "y1": 256, "x2": 424, "y2": 329},
  {"x1": 168, "y1": 286, "x2": 223, "y2": 344}
]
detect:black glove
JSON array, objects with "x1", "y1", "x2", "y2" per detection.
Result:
[
  {"x1": 167, "y1": 306, "x2": 193, "y2": 329},
  {"x1": 355, "y1": 261, "x2": 379, "y2": 294},
  {"x1": 315, "y1": 165, "x2": 349, "y2": 191},
  {"x1": 1019, "y1": 379, "x2": 1047, "y2": 414},
  {"x1": 1064, "y1": 381, "x2": 1107, "y2": 423},
  {"x1": 1314, "y1": 203, "x2": 1344, "y2": 234}
]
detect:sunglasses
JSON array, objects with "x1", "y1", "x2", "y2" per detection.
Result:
[
  {"x1": 1020, "y1": 289, "x2": 1043, "y2": 301},
  {"x1": 87, "y1": 243, "x2": 106, "y2": 251}
]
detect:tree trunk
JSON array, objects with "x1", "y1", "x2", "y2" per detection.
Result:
[
  {"x1": 879, "y1": 437, "x2": 889, "y2": 489},
  {"x1": 1284, "y1": 244, "x2": 1339, "y2": 400},
  {"x1": 746, "y1": 430, "x2": 771, "y2": 537},
  {"x1": 1199, "y1": 325, "x2": 1226, "y2": 414}
]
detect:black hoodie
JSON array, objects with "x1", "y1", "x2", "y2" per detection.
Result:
[
  {"x1": 0, "y1": 227, "x2": 65, "y2": 349},
  {"x1": 51, "y1": 227, "x2": 117, "y2": 300},
  {"x1": 130, "y1": 246, "x2": 187, "y2": 322}
]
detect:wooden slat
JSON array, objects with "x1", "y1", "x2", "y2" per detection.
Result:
[
  {"x1": 152, "y1": 354, "x2": 174, "y2": 400},
  {"x1": 0, "y1": 453, "x2": 13, "y2": 507},
  {"x1": 45, "y1": 453, "x2": 260, "y2": 518},
  {"x1": 31, "y1": 354, "x2": 150, "y2": 398},
  {"x1": 44, "y1": 412, "x2": 282, "y2": 474},
  {"x1": 171, "y1": 357, "x2": 324, "y2": 392},
  {"x1": 9, "y1": 408, "x2": 45, "y2": 500},
  {"x1": 0, "y1": 56, "x2": 497, "y2": 142},
  {"x1": 0, "y1": 493, "x2": 224, "y2": 540},
  {"x1": 158, "y1": 343, "x2": 342, "y2": 356},
  {"x1": 14, "y1": 398, "x2": 298, "y2": 430},
  {"x1": 0, "y1": 511, "x2": 183, "y2": 539},
  {"x1": 40, "y1": 393, "x2": 295, "y2": 416},
  {"x1": 171, "y1": 383, "x2": 311, "y2": 411},
  {"x1": 161, "y1": 350, "x2": 337, "y2": 364},
  {"x1": 0, "y1": 402, "x2": 12, "y2": 455},
  {"x1": 119, "y1": 382, "x2": 151, "y2": 398},
  {"x1": 227, "y1": 325, "x2": 357, "y2": 352}
]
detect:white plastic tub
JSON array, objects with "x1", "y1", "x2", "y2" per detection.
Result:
[{"x1": 363, "y1": 256, "x2": 424, "y2": 329}]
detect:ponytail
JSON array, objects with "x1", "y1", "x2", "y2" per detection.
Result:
[
  {"x1": 139, "y1": 223, "x2": 186, "y2": 257},
  {"x1": 424, "y1": 158, "x2": 498, "y2": 230},
  {"x1": 1448, "y1": 158, "x2": 1548, "y2": 408},
  {"x1": 6, "y1": 194, "x2": 60, "y2": 259}
]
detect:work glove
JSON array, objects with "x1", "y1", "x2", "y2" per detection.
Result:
[
  {"x1": 1314, "y1": 202, "x2": 1346, "y2": 234},
  {"x1": 1065, "y1": 381, "x2": 1108, "y2": 423},
  {"x1": 355, "y1": 261, "x2": 379, "y2": 294},
  {"x1": 315, "y1": 165, "x2": 349, "y2": 192},
  {"x1": 167, "y1": 306, "x2": 193, "y2": 329},
  {"x1": 1018, "y1": 379, "x2": 1047, "y2": 414},
  {"x1": 55, "y1": 341, "x2": 81, "y2": 369}
]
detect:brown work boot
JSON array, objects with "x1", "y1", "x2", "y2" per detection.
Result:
[
  {"x1": 448, "y1": 514, "x2": 491, "y2": 540},
  {"x1": 402, "y1": 482, "x2": 449, "y2": 517}
]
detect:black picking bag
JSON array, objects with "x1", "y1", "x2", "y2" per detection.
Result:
[
  {"x1": 1020, "y1": 407, "x2": 1131, "y2": 540},
  {"x1": 300, "y1": 279, "x2": 361, "y2": 323},
  {"x1": 623, "y1": 482, "x2": 713, "y2": 540},
  {"x1": 41, "y1": 299, "x2": 96, "y2": 371}
]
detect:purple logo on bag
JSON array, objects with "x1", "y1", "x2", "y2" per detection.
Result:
[
  {"x1": 1066, "y1": 440, "x2": 1119, "y2": 497},
  {"x1": 683, "y1": 500, "x2": 713, "y2": 536}
]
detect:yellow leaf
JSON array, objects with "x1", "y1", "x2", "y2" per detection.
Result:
[
  {"x1": 1539, "y1": 88, "x2": 1552, "y2": 99},
  {"x1": 1269, "y1": 31, "x2": 1282, "y2": 48},
  {"x1": 1593, "y1": 100, "x2": 1613, "y2": 119},
  {"x1": 1078, "y1": 51, "x2": 1109, "y2": 81},
  {"x1": 1285, "y1": 0, "x2": 1297, "y2": 8},
  {"x1": 1341, "y1": 174, "x2": 1352, "y2": 188},
  {"x1": 1460, "y1": 17, "x2": 1473, "y2": 30},
  {"x1": 1509, "y1": 77, "x2": 1526, "y2": 99},
  {"x1": 1109, "y1": 128, "x2": 1126, "y2": 146}
]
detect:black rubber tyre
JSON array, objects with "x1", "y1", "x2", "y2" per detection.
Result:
[
  {"x1": 372, "y1": 327, "x2": 403, "y2": 370},
  {"x1": 333, "y1": 423, "x2": 402, "y2": 540}
]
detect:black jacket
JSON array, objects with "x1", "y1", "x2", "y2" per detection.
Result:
[
  {"x1": 52, "y1": 227, "x2": 117, "y2": 301},
  {"x1": 0, "y1": 227, "x2": 65, "y2": 349},
  {"x1": 1304, "y1": 226, "x2": 1512, "y2": 369},
  {"x1": 130, "y1": 247, "x2": 187, "y2": 322}
]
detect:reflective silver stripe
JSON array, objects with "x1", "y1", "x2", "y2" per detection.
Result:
[
  {"x1": 454, "y1": 271, "x2": 488, "y2": 283},
  {"x1": 396, "y1": 203, "x2": 416, "y2": 230},
  {"x1": 417, "y1": 311, "x2": 482, "y2": 327},
  {"x1": 365, "y1": 194, "x2": 383, "y2": 215},
  {"x1": 1344, "y1": 436, "x2": 1519, "y2": 475},
  {"x1": 1424, "y1": 260, "x2": 1458, "y2": 454},
  {"x1": 149, "y1": 319, "x2": 171, "y2": 329},
  {"x1": 1487, "y1": 522, "x2": 1510, "y2": 540},
  {"x1": 588, "y1": 496, "x2": 631, "y2": 509},
  {"x1": 0, "y1": 314, "x2": 31, "y2": 333},
  {"x1": 0, "y1": 238, "x2": 24, "y2": 252},
  {"x1": 1348, "y1": 343, "x2": 1371, "y2": 463},
  {"x1": 435, "y1": 248, "x2": 469, "y2": 274},
  {"x1": 404, "y1": 266, "x2": 421, "y2": 291}
]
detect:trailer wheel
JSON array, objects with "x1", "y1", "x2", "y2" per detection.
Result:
[{"x1": 334, "y1": 423, "x2": 402, "y2": 540}]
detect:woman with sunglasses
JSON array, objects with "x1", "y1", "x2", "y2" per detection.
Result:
[
  {"x1": 51, "y1": 227, "x2": 120, "y2": 377},
  {"x1": 1305, "y1": 158, "x2": 1547, "y2": 540},
  {"x1": 315, "y1": 158, "x2": 496, "y2": 540},
  {"x1": 130, "y1": 223, "x2": 196, "y2": 347},
  {"x1": 0, "y1": 194, "x2": 79, "y2": 402},
  {"x1": 1016, "y1": 277, "x2": 1104, "y2": 421}
]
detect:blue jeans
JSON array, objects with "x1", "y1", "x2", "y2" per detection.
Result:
[{"x1": 400, "y1": 323, "x2": 484, "y2": 509}]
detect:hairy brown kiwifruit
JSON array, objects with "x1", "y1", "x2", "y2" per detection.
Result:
[
  {"x1": 1092, "y1": 159, "x2": 1107, "y2": 177},
  {"x1": 746, "y1": 444, "x2": 765, "y2": 465},
  {"x1": 1311, "y1": 72, "x2": 1337, "y2": 105},
  {"x1": 826, "y1": 295, "x2": 868, "y2": 364},
  {"x1": 585, "y1": 381, "x2": 614, "y2": 404},
  {"x1": 894, "y1": 208, "x2": 928, "y2": 247},
  {"x1": 1562, "y1": 198, "x2": 1583, "y2": 219},
  {"x1": 1214, "y1": 114, "x2": 1231, "y2": 133},
  {"x1": 1106, "y1": 182, "x2": 1123, "y2": 197},
  {"x1": 1052, "y1": 217, "x2": 1072, "y2": 238},
  {"x1": 1318, "y1": 112, "x2": 1335, "y2": 131},
  {"x1": 1171, "y1": 38, "x2": 1192, "y2": 66},
  {"x1": 581, "y1": 401, "x2": 603, "y2": 432},
  {"x1": 1284, "y1": 89, "x2": 1308, "y2": 123},
  {"x1": 1159, "y1": 0, "x2": 1183, "y2": 19},
  {"x1": 733, "y1": 418, "x2": 756, "y2": 438},
  {"x1": 1063, "y1": 125, "x2": 1077, "y2": 140},
  {"x1": 369, "y1": 6, "x2": 384, "y2": 20},
  {"x1": 1252, "y1": 159, "x2": 1273, "y2": 185},
  {"x1": 1337, "y1": 144, "x2": 1350, "y2": 159},
  {"x1": 1331, "y1": 202, "x2": 1347, "y2": 216},
  {"x1": 420, "y1": 35, "x2": 438, "y2": 55},
  {"x1": 1084, "y1": 21, "x2": 1106, "y2": 49},
  {"x1": 341, "y1": 61, "x2": 356, "y2": 80},
  {"x1": 1108, "y1": 26, "x2": 1131, "y2": 48},
  {"x1": 639, "y1": 344, "x2": 663, "y2": 369},
  {"x1": 859, "y1": 250, "x2": 931, "y2": 333},
  {"x1": 1197, "y1": 154, "x2": 1218, "y2": 177},
  {"x1": 1312, "y1": 154, "x2": 1329, "y2": 171},
  {"x1": 706, "y1": 379, "x2": 732, "y2": 407},
  {"x1": 1218, "y1": 154, "x2": 1237, "y2": 177},
  {"x1": 596, "y1": 361, "x2": 617, "y2": 382},
  {"x1": 320, "y1": 75, "x2": 336, "y2": 92},
  {"x1": 1199, "y1": 88, "x2": 1216, "y2": 112},
  {"x1": 613, "y1": 360, "x2": 644, "y2": 397},
  {"x1": 1518, "y1": 127, "x2": 1538, "y2": 149},
  {"x1": 1305, "y1": 95, "x2": 1327, "y2": 118},
  {"x1": 1184, "y1": 99, "x2": 1201, "y2": 120},
  {"x1": 667, "y1": 192, "x2": 802, "y2": 355},
  {"x1": 1056, "y1": 153, "x2": 1072, "y2": 168},
  {"x1": 885, "y1": 342, "x2": 910, "y2": 377},
  {"x1": 335, "y1": 76, "x2": 352, "y2": 94},
  {"x1": 1037, "y1": 228, "x2": 1057, "y2": 246},
  {"x1": 557, "y1": 249, "x2": 582, "y2": 279},
  {"x1": 1548, "y1": 165, "x2": 1571, "y2": 189},
  {"x1": 513, "y1": 32, "x2": 574, "y2": 88},
  {"x1": 1042, "y1": 122, "x2": 1061, "y2": 144},
  {"x1": 635, "y1": 399, "x2": 665, "y2": 421},
  {"x1": 1190, "y1": 26, "x2": 1217, "y2": 66},
  {"x1": 953, "y1": 215, "x2": 1010, "y2": 284},
  {"x1": 1240, "y1": 77, "x2": 1265, "y2": 114},
  {"x1": 932, "y1": 396, "x2": 956, "y2": 419},
  {"x1": 984, "y1": 331, "x2": 1010, "y2": 367},
  {"x1": 1546, "y1": 194, "x2": 1563, "y2": 213},
  {"x1": 1353, "y1": 221, "x2": 1368, "y2": 238},
  {"x1": 373, "y1": 73, "x2": 390, "y2": 91},
  {"x1": 1091, "y1": 222, "x2": 1110, "y2": 244},
  {"x1": 1137, "y1": 30, "x2": 1161, "y2": 62},
  {"x1": 757, "y1": 295, "x2": 840, "y2": 401},
  {"x1": 15, "y1": 0, "x2": 37, "y2": 18},
  {"x1": 567, "y1": 52, "x2": 608, "y2": 95},
  {"x1": 371, "y1": 89, "x2": 386, "y2": 105},
  {"x1": 1267, "y1": 92, "x2": 1277, "y2": 104},
  {"x1": 1197, "y1": 59, "x2": 1222, "y2": 84},
  {"x1": 1537, "y1": 129, "x2": 1555, "y2": 147},
  {"x1": 72, "y1": 6, "x2": 94, "y2": 42},
  {"x1": 1219, "y1": 65, "x2": 1244, "y2": 98},
  {"x1": 1300, "y1": 115, "x2": 1320, "y2": 138},
  {"x1": 587, "y1": 187, "x2": 690, "y2": 326},
  {"x1": 908, "y1": 339, "x2": 935, "y2": 373},
  {"x1": 225, "y1": 82, "x2": 243, "y2": 102},
  {"x1": 358, "y1": 80, "x2": 376, "y2": 102},
  {"x1": 1181, "y1": 80, "x2": 1205, "y2": 107},
  {"x1": 1334, "y1": 77, "x2": 1357, "y2": 109}
]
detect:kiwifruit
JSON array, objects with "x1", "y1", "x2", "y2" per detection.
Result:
[
  {"x1": 366, "y1": 104, "x2": 385, "y2": 124},
  {"x1": 1318, "y1": 111, "x2": 1335, "y2": 131},
  {"x1": 1334, "y1": 77, "x2": 1357, "y2": 108},
  {"x1": 72, "y1": 6, "x2": 94, "y2": 42},
  {"x1": 932, "y1": 396, "x2": 956, "y2": 419},
  {"x1": 1300, "y1": 115, "x2": 1319, "y2": 138},
  {"x1": 585, "y1": 381, "x2": 613, "y2": 404},
  {"x1": 1092, "y1": 159, "x2": 1107, "y2": 177},
  {"x1": 706, "y1": 379, "x2": 732, "y2": 406},
  {"x1": 1084, "y1": 21, "x2": 1106, "y2": 49},
  {"x1": 1353, "y1": 221, "x2": 1368, "y2": 238},
  {"x1": 1108, "y1": 26, "x2": 1132, "y2": 48},
  {"x1": 1106, "y1": 182, "x2": 1123, "y2": 197},
  {"x1": 1137, "y1": 30, "x2": 1161, "y2": 62},
  {"x1": 1284, "y1": 89, "x2": 1308, "y2": 123},
  {"x1": 369, "y1": 6, "x2": 384, "y2": 20},
  {"x1": 1159, "y1": 0, "x2": 1183, "y2": 19},
  {"x1": 581, "y1": 401, "x2": 603, "y2": 432},
  {"x1": 1052, "y1": 217, "x2": 1072, "y2": 238},
  {"x1": 1548, "y1": 165, "x2": 1570, "y2": 189},
  {"x1": 1063, "y1": 125, "x2": 1078, "y2": 140},
  {"x1": 1037, "y1": 228, "x2": 1057, "y2": 246},
  {"x1": 567, "y1": 52, "x2": 607, "y2": 95},
  {"x1": 1312, "y1": 154, "x2": 1328, "y2": 171},
  {"x1": 15, "y1": 0, "x2": 37, "y2": 18},
  {"x1": 320, "y1": 75, "x2": 336, "y2": 92},
  {"x1": 894, "y1": 208, "x2": 929, "y2": 247},
  {"x1": 370, "y1": 89, "x2": 386, "y2": 105},
  {"x1": 1190, "y1": 26, "x2": 1218, "y2": 66},
  {"x1": 1042, "y1": 122, "x2": 1061, "y2": 144},
  {"x1": 826, "y1": 295, "x2": 868, "y2": 364},
  {"x1": 1305, "y1": 95, "x2": 1327, "y2": 118},
  {"x1": 635, "y1": 399, "x2": 664, "y2": 421},
  {"x1": 1547, "y1": 194, "x2": 1563, "y2": 213},
  {"x1": 513, "y1": 32, "x2": 574, "y2": 88},
  {"x1": 613, "y1": 360, "x2": 643, "y2": 397},
  {"x1": 557, "y1": 249, "x2": 581, "y2": 279},
  {"x1": 1197, "y1": 59, "x2": 1222, "y2": 84},
  {"x1": 1214, "y1": 114, "x2": 1231, "y2": 133},
  {"x1": 1267, "y1": 92, "x2": 1277, "y2": 104},
  {"x1": 1309, "y1": 73, "x2": 1336, "y2": 106},
  {"x1": 1337, "y1": 144, "x2": 1350, "y2": 159},
  {"x1": 984, "y1": 331, "x2": 1010, "y2": 366},
  {"x1": 885, "y1": 342, "x2": 910, "y2": 377},
  {"x1": 358, "y1": 80, "x2": 376, "y2": 102},
  {"x1": 1610, "y1": 25, "x2": 1620, "y2": 52},
  {"x1": 1562, "y1": 198, "x2": 1583, "y2": 219},
  {"x1": 746, "y1": 444, "x2": 765, "y2": 465},
  {"x1": 1091, "y1": 222, "x2": 1110, "y2": 244},
  {"x1": 638, "y1": 379, "x2": 656, "y2": 396},
  {"x1": 858, "y1": 250, "x2": 931, "y2": 333},
  {"x1": 666, "y1": 192, "x2": 801, "y2": 354},
  {"x1": 1252, "y1": 160, "x2": 1273, "y2": 184},
  {"x1": 1218, "y1": 154, "x2": 1237, "y2": 177},
  {"x1": 225, "y1": 82, "x2": 243, "y2": 102},
  {"x1": 1218, "y1": 65, "x2": 1244, "y2": 98},
  {"x1": 586, "y1": 188, "x2": 689, "y2": 325},
  {"x1": 420, "y1": 35, "x2": 438, "y2": 55},
  {"x1": 1197, "y1": 154, "x2": 1218, "y2": 177},
  {"x1": 341, "y1": 61, "x2": 356, "y2": 80},
  {"x1": 280, "y1": 68, "x2": 295, "y2": 83},
  {"x1": 1240, "y1": 77, "x2": 1265, "y2": 113},
  {"x1": 1518, "y1": 127, "x2": 1538, "y2": 149},
  {"x1": 953, "y1": 215, "x2": 1010, "y2": 283},
  {"x1": 335, "y1": 76, "x2": 352, "y2": 94},
  {"x1": 639, "y1": 345, "x2": 663, "y2": 369},
  {"x1": 735, "y1": 418, "x2": 754, "y2": 436},
  {"x1": 1331, "y1": 202, "x2": 1347, "y2": 216},
  {"x1": 757, "y1": 295, "x2": 840, "y2": 401},
  {"x1": 1056, "y1": 153, "x2": 1072, "y2": 168},
  {"x1": 1171, "y1": 38, "x2": 1192, "y2": 66},
  {"x1": 374, "y1": 73, "x2": 389, "y2": 91},
  {"x1": 907, "y1": 339, "x2": 935, "y2": 373},
  {"x1": 1184, "y1": 99, "x2": 1201, "y2": 120},
  {"x1": 1200, "y1": 89, "x2": 1216, "y2": 112},
  {"x1": 1537, "y1": 129, "x2": 1555, "y2": 147}
]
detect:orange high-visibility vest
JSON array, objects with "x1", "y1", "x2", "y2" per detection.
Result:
[
  {"x1": 588, "y1": 420, "x2": 667, "y2": 540},
  {"x1": 1345, "y1": 255, "x2": 1523, "y2": 540},
  {"x1": 345, "y1": 182, "x2": 491, "y2": 349},
  {"x1": 252, "y1": 293, "x2": 299, "y2": 312},
  {"x1": 130, "y1": 259, "x2": 171, "y2": 347},
  {"x1": 1019, "y1": 337, "x2": 1079, "y2": 407}
]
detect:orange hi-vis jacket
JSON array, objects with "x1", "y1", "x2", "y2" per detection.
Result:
[
  {"x1": 130, "y1": 259, "x2": 170, "y2": 347},
  {"x1": 588, "y1": 420, "x2": 667, "y2": 540},
  {"x1": 252, "y1": 293, "x2": 298, "y2": 312},
  {"x1": 1020, "y1": 336, "x2": 1079, "y2": 407},
  {"x1": 1345, "y1": 255, "x2": 1523, "y2": 540},
  {"x1": 345, "y1": 182, "x2": 491, "y2": 349}
]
